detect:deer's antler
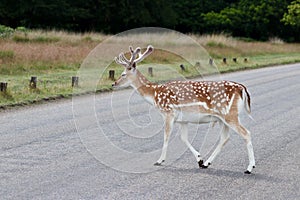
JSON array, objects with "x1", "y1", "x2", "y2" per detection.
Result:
[
  {"x1": 114, "y1": 53, "x2": 130, "y2": 67},
  {"x1": 115, "y1": 45, "x2": 154, "y2": 68},
  {"x1": 134, "y1": 45, "x2": 153, "y2": 64}
]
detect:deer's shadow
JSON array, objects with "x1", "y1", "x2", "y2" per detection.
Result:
[{"x1": 163, "y1": 165, "x2": 283, "y2": 183}]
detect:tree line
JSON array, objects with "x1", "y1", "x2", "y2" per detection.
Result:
[{"x1": 0, "y1": 0, "x2": 299, "y2": 41}]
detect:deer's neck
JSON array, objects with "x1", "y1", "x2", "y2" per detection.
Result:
[{"x1": 131, "y1": 70, "x2": 157, "y2": 105}]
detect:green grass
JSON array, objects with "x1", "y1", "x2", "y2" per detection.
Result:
[
  {"x1": 0, "y1": 71, "x2": 77, "y2": 107},
  {"x1": 206, "y1": 41, "x2": 228, "y2": 48},
  {"x1": 214, "y1": 53, "x2": 300, "y2": 73},
  {"x1": 0, "y1": 50, "x2": 14, "y2": 60},
  {"x1": 13, "y1": 35, "x2": 60, "y2": 43}
]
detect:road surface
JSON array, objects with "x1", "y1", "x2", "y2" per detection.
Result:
[{"x1": 0, "y1": 63, "x2": 299, "y2": 199}]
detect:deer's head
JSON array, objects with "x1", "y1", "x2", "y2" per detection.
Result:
[{"x1": 112, "y1": 45, "x2": 153, "y2": 88}]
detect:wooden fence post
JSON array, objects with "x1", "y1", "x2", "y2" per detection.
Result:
[
  {"x1": 29, "y1": 76, "x2": 37, "y2": 89},
  {"x1": 148, "y1": 67, "x2": 153, "y2": 77},
  {"x1": 209, "y1": 58, "x2": 213, "y2": 65},
  {"x1": 109, "y1": 70, "x2": 115, "y2": 80},
  {"x1": 233, "y1": 58, "x2": 237, "y2": 63},
  {"x1": 72, "y1": 76, "x2": 79, "y2": 87},
  {"x1": 223, "y1": 58, "x2": 227, "y2": 64},
  {"x1": 244, "y1": 58, "x2": 248, "y2": 62},
  {"x1": 180, "y1": 64, "x2": 185, "y2": 71},
  {"x1": 0, "y1": 82, "x2": 8, "y2": 92}
]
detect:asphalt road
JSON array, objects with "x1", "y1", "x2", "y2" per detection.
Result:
[{"x1": 0, "y1": 63, "x2": 299, "y2": 199}]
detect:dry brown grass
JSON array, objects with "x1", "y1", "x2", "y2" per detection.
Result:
[
  {"x1": 193, "y1": 33, "x2": 237, "y2": 47},
  {"x1": 1, "y1": 30, "x2": 299, "y2": 73},
  {"x1": 190, "y1": 33, "x2": 300, "y2": 58},
  {"x1": 1, "y1": 41, "x2": 92, "y2": 63},
  {"x1": 0, "y1": 31, "x2": 103, "y2": 73}
]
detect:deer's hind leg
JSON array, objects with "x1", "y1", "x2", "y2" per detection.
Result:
[{"x1": 225, "y1": 116, "x2": 255, "y2": 174}]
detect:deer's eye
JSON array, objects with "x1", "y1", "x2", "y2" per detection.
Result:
[{"x1": 121, "y1": 73, "x2": 126, "y2": 77}]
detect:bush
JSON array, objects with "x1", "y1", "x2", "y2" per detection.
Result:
[
  {"x1": 206, "y1": 41, "x2": 227, "y2": 48},
  {"x1": 16, "y1": 26, "x2": 28, "y2": 33},
  {"x1": 12, "y1": 35, "x2": 30, "y2": 42},
  {"x1": 0, "y1": 25, "x2": 14, "y2": 37}
]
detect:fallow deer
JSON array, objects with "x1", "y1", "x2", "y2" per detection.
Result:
[{"x1": 112, "y1": 45, "x2": 255, "y2": 174}]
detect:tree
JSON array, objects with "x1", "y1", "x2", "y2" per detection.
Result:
[
  {"x1": 282, "y1": 0, "x2": 300, "y2": 27},
  {"x1": 173, "y1": 0, "x2": 233, "y2": 33},
  {"x1": 0, "y1": 0, "x2": 299, "y2": 41},
  {"x1": 202, "y1": 7, "x2": 245, "y2": 35},
  {"x1": 202, "y1": 0, "x2": 294, "y2": 40}
]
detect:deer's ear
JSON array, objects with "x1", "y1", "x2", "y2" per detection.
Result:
[{"x1": 132, "y1": 62, "x2": 136, "y2": 69}]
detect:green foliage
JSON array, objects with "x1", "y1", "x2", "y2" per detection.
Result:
[
  {"x1": 201, "y1": 0, "x2": 296, "y2": 41},
  {"x1": 282, "y1": 0, "x2": 300, "y2": 27},
  {"x1": 0, "y1": 25, "x2": 14, "y2": 37},
  {"x1": 16, "y1": 26, "x2": 28, "y2": 33},
  {"x1": 0, "y1": 0, "x2": 299, "y2": 41}
]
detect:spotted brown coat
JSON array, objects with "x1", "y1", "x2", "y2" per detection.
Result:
[{"x1": 112, "y1": 45, "x2": 255, "y2": 174}]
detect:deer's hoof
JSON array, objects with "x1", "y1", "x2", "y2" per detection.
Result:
[
  {"x1": 154, "y1": 160, "x2": 164, "y2": 166},
  {"x1": 200, "y1": 163, "x2": 210, "y2": 168},
  {"x1": 198, "y1": 160, "x2": 203, "y2": 168},
  {"x1": 198, "y1": 160, "x2": 210, "y2": 168},
  {"x1": 244, "y1": 170, "x2": 251, "y2": 174},
  {"x1": 200, "y1": 165, "x2": 209, "y2": 169}
]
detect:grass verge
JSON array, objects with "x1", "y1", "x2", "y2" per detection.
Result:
[{"x1": 1, "y1": 31, "x2": 300, "y2": 109}]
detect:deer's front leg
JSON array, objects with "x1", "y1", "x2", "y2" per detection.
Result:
[{"x1": 154, "y1": 113, "x2": 175, "y2": 166}]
